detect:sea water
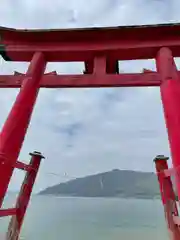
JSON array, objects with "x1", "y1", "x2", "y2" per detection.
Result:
[{"x1": 0, "y1": 194, "x2": 169, "y2": 240}]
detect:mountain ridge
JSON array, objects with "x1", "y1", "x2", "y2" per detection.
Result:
[{"x1": 39, "y1": 169, "x2": 160, "y2": 199}]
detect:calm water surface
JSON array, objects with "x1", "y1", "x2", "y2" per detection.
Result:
[{"x1": 0, "y1": 194, "x2": 169, "y2": 240}]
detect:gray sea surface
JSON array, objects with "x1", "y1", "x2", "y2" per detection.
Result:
[{"x1": 0, "y1": 194, "x2": 169, "y2": 240}]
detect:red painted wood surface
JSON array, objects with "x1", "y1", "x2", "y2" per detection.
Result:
[
  {"x1": 1, "y1": 23, "x2": 180, "y2": 239},
  {"x1": 6, "y1": 152, "x2": 44, "y2": 240},
  {"x1": 0, "y1": 72, "x2": 161, "y2": 88},
  {"x1": 157, "y1": 47, "x2": 180, "y2": 201},
  {"x1": 0, "y1": 52, "x2": 46, "y2": 207},
  {"x1": 0, "y1": 208, "x2": 16, "y2": 217},
  {"x1": 1, "y1": 23, "x2": 180, "y2": 61},
  {"x1": 154, "y1": 155, "x2": 180, "y2": 240}
]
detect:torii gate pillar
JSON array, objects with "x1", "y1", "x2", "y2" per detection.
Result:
[
  {"x1": 0, "y1": 52, "x2": 46, "y2": 207},
  {"x1": 156, "y1": 47, "x2": 180, "y2": 201}
]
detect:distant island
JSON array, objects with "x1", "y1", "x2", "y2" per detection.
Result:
[{"x1": 39, "y1": 169, "x2": 160, "y2": 199}]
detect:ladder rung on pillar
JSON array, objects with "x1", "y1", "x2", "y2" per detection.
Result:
[
  {"x1": 15, "y1": 161, "x2": 34, "y2": 171},
  {"x1": 163, "y1": 168, "x2": 175, "y2": 177},
  {"x1": 0, "y1": 208, "x2": 16, "y2": 217},
  {"x1": 158, "y1": 167, "x2": 175, "y2": 178}
]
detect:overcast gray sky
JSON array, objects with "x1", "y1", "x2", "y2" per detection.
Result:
[{"x1": 0, "y1": 0, "x2": 179, "y2": 192}]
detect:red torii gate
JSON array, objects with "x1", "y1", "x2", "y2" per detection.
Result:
[{"x1": 0, "y1": 23, "x2": 180, "y2": 239}]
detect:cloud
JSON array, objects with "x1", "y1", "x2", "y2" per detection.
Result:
[{"x1": 0, "y1": 0, "x2": 176, "y2": 192}]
